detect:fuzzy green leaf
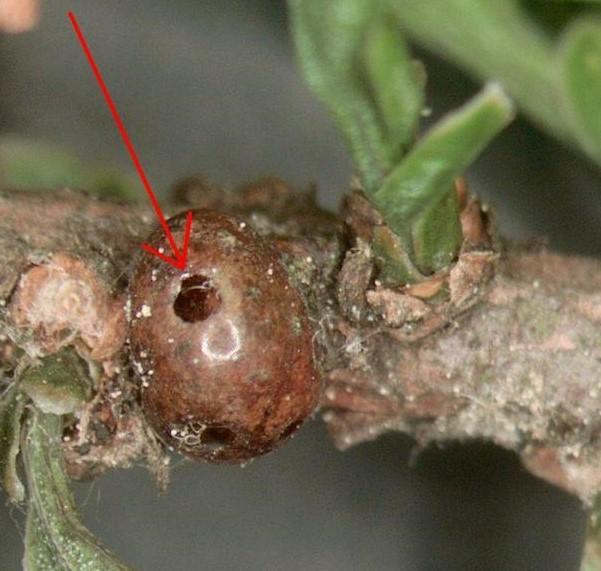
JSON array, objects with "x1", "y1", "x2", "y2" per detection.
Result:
[
  {"x1": 0, "y1": 383, "x2": 25, "y2": 502},
  {"x1": 361, "y1": 15, "x2": 424, "y2": 155},
  {"x1": 22, "y1": 410, "x2": 131, "y2": 571},
  {"x1": 20, "y1": 350, "x2": 92, "y2": 416},
  {"x1": 388, "y1": 0, "x2": 564, "y2": 138},
  {"x1": 386, "y1": 0, "x2": 601, "y2": 168},
  {"x1": 24, "y1": 505, "x2": 64, "y2": 571},
  {"x1": 559, "y1": 18, "x2": 601, "y2": 162},
  {"x1": 290, "y1": 0, "x2": 390, "y2": 191},
  {"x1": 290, "y1": 0, "x2": 423, "y2": 192},
  {"x1": 373, "y1": 84, "x2": 513, "y2": 249}
]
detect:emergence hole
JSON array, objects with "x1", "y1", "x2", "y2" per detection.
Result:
[
  {"x1": 200, "y1": 426, "x2": 237, "y2": 450},
  {"x1": 173, "y1": 275, "x2": 221, "y2": 323}
]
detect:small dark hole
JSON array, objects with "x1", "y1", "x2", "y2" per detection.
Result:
[
  {"x1": 173, "y1": 275, "x2": 221, "y2": 323},
  {"x1": 200, "y1": 426, "x2": 237, "y2": 450}
]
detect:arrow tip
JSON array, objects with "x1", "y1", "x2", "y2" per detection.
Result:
[{"x1": 141, "y1": 211, "x2": 194, "y2": 271}]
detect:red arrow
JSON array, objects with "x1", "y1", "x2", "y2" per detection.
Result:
[{"x1": 68, "y1": 11, "x2": 192, "y2": 271}]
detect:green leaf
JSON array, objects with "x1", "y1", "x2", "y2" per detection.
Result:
[
  {"x1": 372, "y1": 225, "x2": 425, "y2": 286},
  {"x1": 24, "y1": 505, "x2": 64, "y2": 570},
  {"x1": 388, "y1": 0, "x2": 565, "y2": 139},
  {"x1": 22, "y1": 410, "x2": 132, "y2": 571},
  {"x1": 386, "y1": 0, "x2": 601, "y2": 168},
  {"x1": 411, "y1": 187, "x2": 463, "y2": 275},
  {"x1": 0, "y1": 383, "x2": 25, "y2": 502},
  {"x1": 372, "y1": 83, "x2": 513, "y2": 274},
  {"x1": 20, "y1": 350, "x2": 92, "y2": 416},
  {"x1": 559, "y1": 18, "x2": 601, "y2": 162},
  {"x1": 290, "y1": 0, "x2": 389, "y2": 191},
  {"x1": 290, "y1": 0, "x2": 423, "y2": 192},
  {"x1": 0, "y1": 137, "x2": 140, "y2": 201},
  {"x1": 524, "y1": 0, "x2": 601, "y2": 37},
  {"x1": 361, "y1": 15, "x2": 424, "y2": 155},
  {"x1": 0, "y1": 138, "x2": 88, "y2": 190},
  {"x1": 88, "y1": 170, "x2": 140, "y2": 202},
  {"x1": 374, "y1": 83, "x2": 514, "y2": 226}
]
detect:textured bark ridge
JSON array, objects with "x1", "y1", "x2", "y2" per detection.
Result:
[
  {"x1": 0, "y1": 188, "x2": 167, "y2": 483},
  {"x1": 326, "y1": 185, "x2": 601, "y2": 503},
  {"x1": 2, "y1": 181, "x2": 601, "y2": 503},
  {"x1": 327, "y1": 246, "x2": 601, "y2": 502}
]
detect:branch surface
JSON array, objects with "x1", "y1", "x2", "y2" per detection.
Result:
[{"x1": 2, "y1": 184, "x2": 601, "y2": 504}]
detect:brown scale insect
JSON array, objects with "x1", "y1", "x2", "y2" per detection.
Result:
[{"x1": 129, "y1": 209, "x2": 320, "y2": 463}]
